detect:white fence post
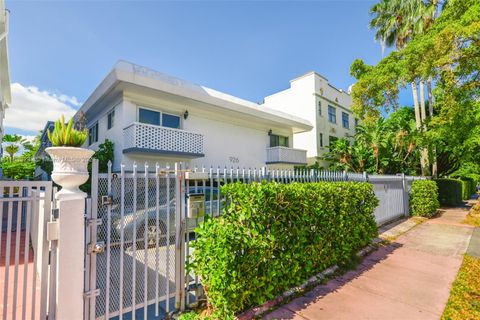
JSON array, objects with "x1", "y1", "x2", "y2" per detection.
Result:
[
  {"x1": 55, "y1": 190, "x2": 87, "y2": 319},
  {"x1": 402, "y1": 173, "x2": 409, "y2": 217}
]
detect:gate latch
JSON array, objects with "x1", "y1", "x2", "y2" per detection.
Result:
[
  {"x1": 83, "y1": 288, "x2": 100, "y2": 299},
  {"x1": 87, "y1": 241, "x2": 105, "y2": 254},
  {"x1": 87, "y1": 218, "x2": 102, "y2": 228},
  {"x1": 101, "y1": 195, "x2": 113, "y2": 206}
]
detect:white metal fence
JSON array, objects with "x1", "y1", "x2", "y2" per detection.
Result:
[
  {"x1": 0, "y1": 180, "x2": 54, "y2": 320},
  {"x1": 86, "y1": 160, "x2": 423, "y2": 319}
]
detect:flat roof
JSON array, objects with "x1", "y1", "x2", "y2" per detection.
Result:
[{"x1": 78, "y1": 61, "x2": 313, "y2": 133}]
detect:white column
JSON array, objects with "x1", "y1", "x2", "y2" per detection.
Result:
[{"x1": 56, "y1": 193, "x2": 86, "y2": 320}]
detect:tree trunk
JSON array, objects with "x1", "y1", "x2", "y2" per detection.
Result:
[
  {"x1": 411, "y1": 82, "x2": 421, "y2": 130},
  {"x1": 419, "y1": 80, "x2": 427, "y2": 126},
  {"x1": 419, "y1": 80, "x2": 429, "y2": 175},
  {"x1": 411, "y1": 81, "x2": 427, "y2": 175},
  {"x1": 427, "y1": 77, "x2": 434, "y2": 117},
  {"x1": 427, "y1": 77, "x2": 438, "y2": 178}
]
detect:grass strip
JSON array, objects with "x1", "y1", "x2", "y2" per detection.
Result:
[{"x1": 441, "y1": 254, "x2": 480, "y2": 320}]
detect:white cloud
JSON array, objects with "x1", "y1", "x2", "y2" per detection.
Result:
[{"x1": 4, "y1": 83, "x2": 80, "y2": 133}]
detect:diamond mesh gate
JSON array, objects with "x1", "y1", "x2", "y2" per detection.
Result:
[{"x1": 86, "y1": 160, "x2": 183, "y2": 319}]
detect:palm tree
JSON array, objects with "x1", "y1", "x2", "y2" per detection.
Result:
[
  {"x1": 369, "y1": 0, "x2": 436, "y2": 175},
  {"x1": 4, "y1": 144, "x2": 19, "y2": 161},
  {"x1": 2, "y1": 134, "x2": 26, "y2": 144}
]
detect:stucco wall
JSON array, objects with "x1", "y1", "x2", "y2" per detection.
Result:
[
  {"x1": 86, "y1": 94, "x2": 296, "y2": 171},
  {"x1": 263, "y1": 72, "x2": 356, "y2": 167}
]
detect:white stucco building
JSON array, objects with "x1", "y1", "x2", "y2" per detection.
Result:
[
  {"x1": 0, "y1": 0, "x2": 11, "y2": 157},
  {"x1": 74, "y1": 61, "x2": 312, "y2": 171},
  {"x1": 262, "y1": 71, "x2": 356, "y2": 168}
]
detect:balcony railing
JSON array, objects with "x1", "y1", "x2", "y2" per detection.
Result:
[
  {"x1": 123, "y1": 122, "x2": 204, "y2": 157},
  {"x1": 266, "y1": 146, "x2": 307, "y2": 165}
]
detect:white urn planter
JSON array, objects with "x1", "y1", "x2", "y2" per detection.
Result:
[{"x1": 46, "y1": 147, "x2": 95, "y2": 200}]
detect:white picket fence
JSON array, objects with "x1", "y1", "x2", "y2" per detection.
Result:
[{"x1": 85, "y1": 161, "x2": 424, "y2": 320}]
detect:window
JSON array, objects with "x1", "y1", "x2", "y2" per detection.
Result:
[
  {"x1": 319, "y1": 133, "x2": 323, "y2": 147},
  {"x1": 342, "y1": 112, "x2": 349, "y2": 129},
  {"x1": 270, "y1": 134, "x2": 289, "y2": 148},
  {"x1": 328, "y1": 105, "x2": 336, "y2": 123},
  {"x1": 88, "y1": 122, "x2": 98, "y2": 146},
  {"x1": 318, "y1": 101, "x2": 322, "y2": 116},
  {"x1": 107, "y1": 109, "x2": 115, "y2": 130},
  {"x1": 139, "y1": 108, "x2": 160, "y2": 125},
  {"x1": 162, "y1": 113, "x2": 180, "y2": 129},
  {"x1": 328, "y1": 135, "x2": 338, "y2": 150},
  {"x1": 139, "y1": 107, "x2": 181, "y2": 129}
]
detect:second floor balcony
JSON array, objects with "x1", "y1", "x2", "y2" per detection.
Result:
[
  {"x1": 123, "y1": 122, "x2": 205, "y2": 158},
  {"x1": 266, "y1": 146, "x2": 307, "y2": 165}
]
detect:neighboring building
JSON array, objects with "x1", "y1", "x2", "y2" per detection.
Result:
[
  {"x1": 34, "y1": 121, "x2": 55, "y2": 180},
  {"x1": 74, "y1": 61, "x2": 312, "y2": 171},
  {"x1": 0, "y1": 0, "x2": 11, "y2": 164},
  {"x1": 35, "y1": 121, "x2": 55, "y2": 160},
  {"x1": 262, "y1": 71, "x2": 356, "y2": 168}
]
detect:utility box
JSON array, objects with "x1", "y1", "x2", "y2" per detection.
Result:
[{"x1": 187, "y1": 193, "x2": 205, "y2": 219}]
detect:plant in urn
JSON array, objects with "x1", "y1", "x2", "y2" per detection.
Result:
[{"x1": 46, "y1": 115, "x2": 94, "y2": 199}]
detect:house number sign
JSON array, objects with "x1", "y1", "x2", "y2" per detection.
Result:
[{"x1": 229, "y1": 156, "x2": 239, "y2": 164}]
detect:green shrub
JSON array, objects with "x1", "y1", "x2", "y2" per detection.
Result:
[
  {"x1": 190, "y1": 182, "x2": 378, "y2": 317},
  {"x1": 459, "y1": 179, "x2": 472, "y2": 200},
  {"x1": 409, "y1": 180, "x2": 440, "y2": 217},
  {"x1": 457, "y1": 177, "x2": 476, "y2": 198},
  {"x1": 435, "y1": 179, "x2": 463, "y2": 206}
]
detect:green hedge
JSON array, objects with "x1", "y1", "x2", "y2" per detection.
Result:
[
  {"x1": 190, "y1": 182, "x2": 378, "y2": 317},
  {"x1": 459, "y1": 177, "x2": 476, "y2": 198},
  {"x1": 409, "y1": 180, "x2": 440, "y2": 217},
  {"x1": 460, "y1": 179, "x2": 472, "y2": 200},
  {"x1": 435, "y1": 179, "x2": 463, "y2": 206}
]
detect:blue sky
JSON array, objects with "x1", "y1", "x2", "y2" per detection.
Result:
[{"x1": 4, "y1": 0, "x2": 411, "y2": 137}]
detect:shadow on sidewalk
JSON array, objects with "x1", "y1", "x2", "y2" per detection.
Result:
[{"x1": 264, "y1": 242, "x2": 403, "y2": 319}]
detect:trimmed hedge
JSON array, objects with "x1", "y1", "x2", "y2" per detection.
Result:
[
  {"x1": 435, "y1": 179, "x2": 463, "y2": 206},
  {"x1": 409, "y1": 180, "x2": 440, "y2": 217},
  {"x1": 190, "y1": 182, "x2": 378, "y2": 317},
  {"x1": 460, "y1": 179, "x2": 472, "y2": 200},
  {"x1": 459, "y1": 177, "x2": 476, "y2": 199}
]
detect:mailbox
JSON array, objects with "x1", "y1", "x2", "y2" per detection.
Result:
[{"x1": 187, "y1": 193, "x2": 205, "y2": 219}]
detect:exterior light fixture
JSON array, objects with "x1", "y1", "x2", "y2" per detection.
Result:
[
  {"x1": 268, "y1": 129, "x2": 272, "y2": 136},
  {"x1": 184, "y1": 110, "x2": 189, "y2": 119}
]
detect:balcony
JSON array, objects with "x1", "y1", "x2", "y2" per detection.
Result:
[
  {"x1": 123, "y1": 122, "x2": 204, "y2": 158},
  {"x1": 266, "y1": 146, "x2": 307, "y2": 165}
]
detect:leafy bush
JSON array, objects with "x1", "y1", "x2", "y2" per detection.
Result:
[
  {"x1": 409, "y1": 180, "x2": 439, "y2": 217},
  {"x1": 1, "y1": 160, "x2": 35, "y2": 180},
  {"x1": 456, "y1": 177, "x2": 476, "y2": 199},
  {"x1": 435, "y1": 179, "x2": 463, "y2": 206},
  {"x1": 190, "y1": 182, "x2": 378, "y2": 317},
  {"x1": 459, "y1": 179, "x2": 473, "y2": 200},
  {"x1": 80, "y1": 139, "x2": 114, "y2": 193}
]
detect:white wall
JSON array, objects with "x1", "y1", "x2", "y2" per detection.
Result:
[
  {"x1": 86, "y1": 93, "x2": 296, "y2": 171},
  {"x1": 263, "y1": 76, "x2": 317, "y2": 160},
  {"x1": 263, "y1": 72, "x2": 356, "y2": 167}
]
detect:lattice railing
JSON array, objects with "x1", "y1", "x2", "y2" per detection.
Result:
[
  {"x1": 123, "y1": 122, "x2": 204, "y2": 156},
  {"x1": 266, "y1": 146, "x2": 307, "y2": 165}
]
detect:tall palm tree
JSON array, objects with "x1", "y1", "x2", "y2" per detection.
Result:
[
  {"x1": 369, "y1": 0, "x2": 436, "y2": 175},
  {"x1": 2, "y1": 134, "x2": 26, "y2": 144},
  {"x1": 4, "y1": 144, "x2": 19, "y2": 161},
  {"x1": 370, "y1": 0, "x2": 424, "y2": 126}
]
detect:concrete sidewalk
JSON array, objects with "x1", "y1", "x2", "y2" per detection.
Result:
[{"x1": 264, "y1": 203, "x2": 475, "y2": 320}]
